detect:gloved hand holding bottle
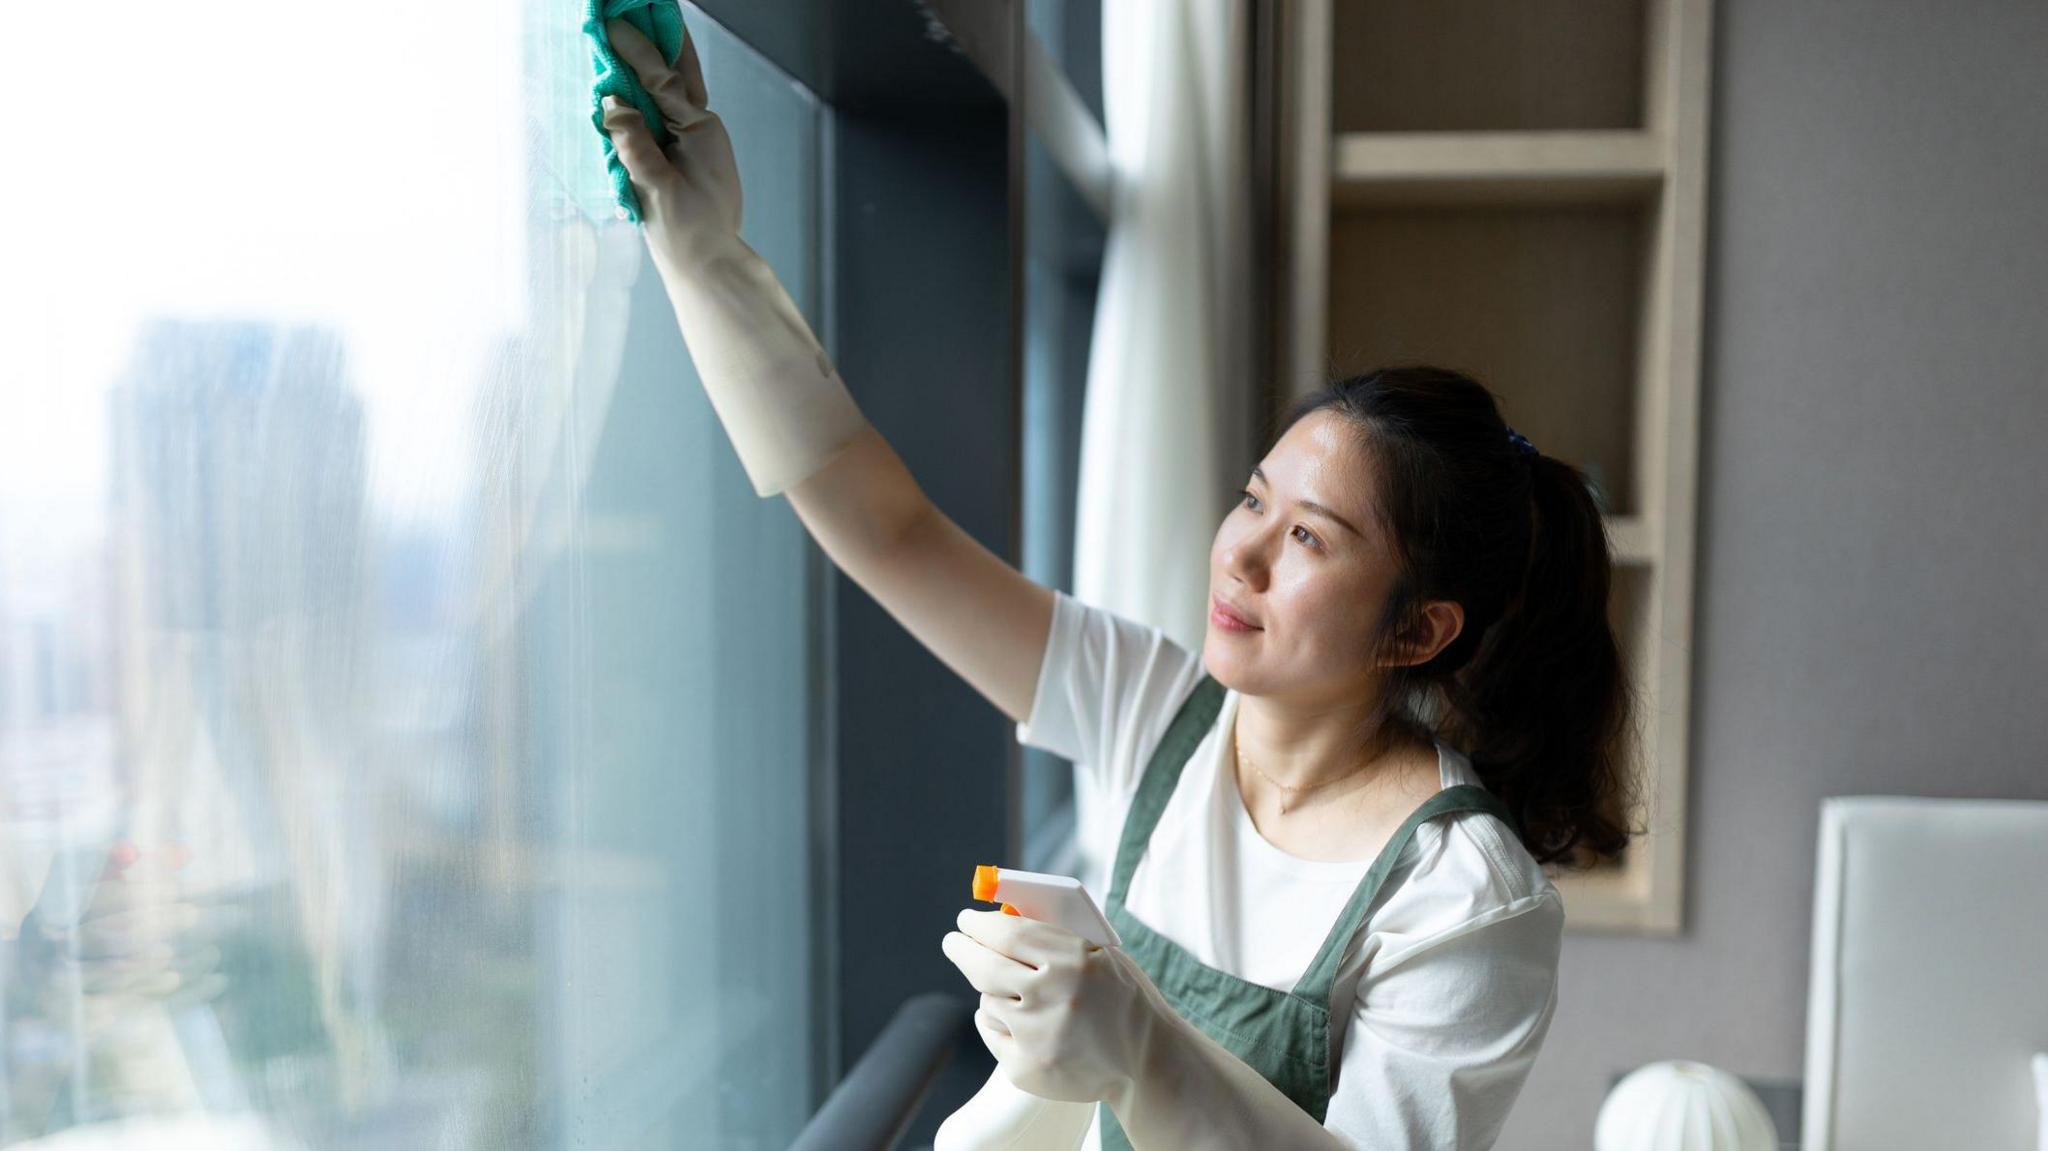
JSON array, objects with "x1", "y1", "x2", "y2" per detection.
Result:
[
  {"x1": 598, "y1": 18, "x2": 870, "y2": 498},
  {"x1": 943, "y1": 908, "x2": 1352, "y2": 1150}
]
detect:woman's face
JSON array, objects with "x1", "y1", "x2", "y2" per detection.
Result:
[{"x1": 1203, "y1": 409, "x2": 1421, "y2": 708}]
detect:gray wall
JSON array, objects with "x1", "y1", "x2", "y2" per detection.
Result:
[{"x1": 1500, "y1": 0, "x2": 2048, "y2": 1144}]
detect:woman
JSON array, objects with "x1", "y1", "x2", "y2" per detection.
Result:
[{"x1": 599, "y1": 18, "x2": 1637, "y2": 1150}]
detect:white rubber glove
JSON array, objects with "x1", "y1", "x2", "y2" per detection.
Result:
[
  {"x1": 943, "y1": 908, "x2": 1162, "y2": 1104},
  {"x1": 599, "y1": 18, "x2": 869, "y2": 498},
  {"x1": 943, "y1": 908, "x2": 1352, "y2": 1150}
]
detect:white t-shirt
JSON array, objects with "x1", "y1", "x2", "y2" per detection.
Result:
[{"x1": 1016, "y1": 589, "x2": 1565, "y2": 1151}]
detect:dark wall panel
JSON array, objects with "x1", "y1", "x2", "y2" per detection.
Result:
[{"x1": 826, "y1": 103, "x2": 1016, "y2": 1143}]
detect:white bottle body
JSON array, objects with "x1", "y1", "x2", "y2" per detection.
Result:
[
  {"x1": 935, "y1": 868, "x2": 1116, "y2": 1151},
  {"x1": 933, "y1": 1067, "x2": 1094, "y2": 1151}
]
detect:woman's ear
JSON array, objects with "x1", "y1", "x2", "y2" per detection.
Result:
[{"x1": 1388, "y1": 600, "x2": 1464, "y2": 667}]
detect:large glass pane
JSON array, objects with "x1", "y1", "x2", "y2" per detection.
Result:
[
  {"x1": 0, "y1": 3, "x2": 822, "y2": 1147},
  {"x1": 1018, "y1": 16, "x2": 1107, "y2": 867}
]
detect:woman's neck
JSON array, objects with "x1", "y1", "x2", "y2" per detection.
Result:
[{"x1": 1233, "y1": 689, "x2": 1409, "y2": 795}]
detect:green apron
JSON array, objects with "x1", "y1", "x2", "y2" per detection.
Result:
[{"x1": 1097, "y1": 673, "x2": 1516, "y2": 1151}]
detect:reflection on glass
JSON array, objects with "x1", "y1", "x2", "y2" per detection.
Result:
[{"x1": 0, "y1": 2, "x2": 821, "y2": 1147}]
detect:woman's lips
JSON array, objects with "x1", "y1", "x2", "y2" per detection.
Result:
[{"x1": 1210, "y1": 597, "x2": 1261, "y2": 633}]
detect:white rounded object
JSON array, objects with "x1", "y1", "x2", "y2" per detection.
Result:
[{"x1": 1594, "y1": 1060, "x2": 1779, "y2": 1151}]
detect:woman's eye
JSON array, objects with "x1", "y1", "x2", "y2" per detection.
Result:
[{"x1": 1242, "y1": 490, "x2": 1317, "y2": 548}]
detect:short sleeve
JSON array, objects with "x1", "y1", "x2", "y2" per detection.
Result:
[
  {"x1": 1321, "y1": 890, "x2": 1565, "y2": 1150},
  {"x1": 1014, "y1": 589, "x2": 1206, "y2": 799}
]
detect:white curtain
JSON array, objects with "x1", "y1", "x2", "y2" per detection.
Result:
[{"x1": 1071, "y1": 0, "x2": 1253, "y2": 894}]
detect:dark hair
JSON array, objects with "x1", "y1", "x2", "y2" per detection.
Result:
[{"x1": 1268, "y1": 364, "x2": 1642, "y2": 869}]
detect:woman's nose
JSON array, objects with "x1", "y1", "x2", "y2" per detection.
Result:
[{"x1": 1221, "y1": 528, "x2": 1274, "y2": 588}]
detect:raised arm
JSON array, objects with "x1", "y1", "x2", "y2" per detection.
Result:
[
  {"x1": 598, "y1": 17, "x2": 1052, "y2": 725},
  {"x1": 785, "y1": 428, "x2": 1052, "y2": 726}
]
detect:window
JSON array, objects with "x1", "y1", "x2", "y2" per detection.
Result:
[
  {"x1": 0, "y1": 4, "x2": 824, "y2": 1145},
  {"x1": 1019, "y1": 0, "x2": 1107, "y2": 873}
]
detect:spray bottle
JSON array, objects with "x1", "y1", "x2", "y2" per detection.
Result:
[{"x1": 934, "y1": 865, "x2": 1118, "y2": 1151}]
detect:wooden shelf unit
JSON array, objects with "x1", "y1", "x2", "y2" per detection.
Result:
[
  {"x1": 1334, "y1": 130, "x2": 1664, "y2": 207},
  {"x1": 1277, "y1": 0, "x2": 1714, "y2": 934}
]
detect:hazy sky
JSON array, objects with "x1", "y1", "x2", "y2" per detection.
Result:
[{"x1": 0, "y1": 0, "x2": 534, "y2": 536}]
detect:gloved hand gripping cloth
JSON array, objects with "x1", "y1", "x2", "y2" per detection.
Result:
[
  {"x1": 598, "y1": 16, "x2": 871, "y2": 498},
  {"x1": 585, "y1": 0, "x2": 685, "y2": 223}
]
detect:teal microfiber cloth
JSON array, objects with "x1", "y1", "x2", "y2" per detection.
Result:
[{"x1": 585, "y1": 0, "x2": 687, "y2": 222}]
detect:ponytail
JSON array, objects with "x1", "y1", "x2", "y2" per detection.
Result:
[{"x1": 1451, "y1": 450, "x2": 1641, "y2": 866}]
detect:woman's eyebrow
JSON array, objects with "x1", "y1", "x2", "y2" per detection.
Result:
[{"x1": 1250, "y1": 466, "x2": 1364, "y2": 538}]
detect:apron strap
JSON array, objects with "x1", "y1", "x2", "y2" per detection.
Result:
[
  {"x1": 1105, "y1": 673, "x2": 1226, "y2": 911},
  {"x1": 1291, "y1": 783, "x2": 1518, "y2": 1004}
]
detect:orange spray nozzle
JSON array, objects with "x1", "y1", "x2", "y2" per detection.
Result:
[{"x1": 972, "y1": 865, "x2": 1020, "y2": 915}]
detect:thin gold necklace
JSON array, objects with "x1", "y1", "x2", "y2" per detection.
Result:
[{"x1": 1234, "y1": 723, "x2": 1388, "y2": 815}]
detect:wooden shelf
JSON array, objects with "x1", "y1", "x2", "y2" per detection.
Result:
[
  {"x1": 1331, "y1": 0, "x2": 1650, "y2": 135},
  {"x1": 1606, "y1": 514, "x2": 1657, "y2": 566},
  {"x1": 1325, "y1": 202, "x2": 1652, "y2": 517},
  {"x1": 1547, "y1": 858, "x2": 1669, "y2": 932},
  {"x1": 1280, "y1": 0, "x2": 1713, "y2": 937},
  {"x1": 1334, "y1": 130, "x2": 1666, "y2": 207}
]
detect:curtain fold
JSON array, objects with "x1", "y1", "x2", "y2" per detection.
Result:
[{"x1": 1071, "y1": 0, "x2": 1253, "y2": 896}]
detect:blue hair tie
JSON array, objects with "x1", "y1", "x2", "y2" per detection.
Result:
[{"x1": 1505, "y1": 426, "x2": 1538, "y2": 458}]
